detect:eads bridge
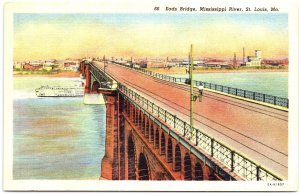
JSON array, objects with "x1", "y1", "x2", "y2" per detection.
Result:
[{"x1": 80, "y1": 59, "x2": 288, "y2": 181}]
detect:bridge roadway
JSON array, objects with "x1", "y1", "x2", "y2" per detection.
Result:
[{"x1": 93, "y1": 61, "x2": 288, "y2": 179}]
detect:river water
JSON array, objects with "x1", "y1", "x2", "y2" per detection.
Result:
[
  {"x1": 170, "y1": 72, "x2": 288, "y2": 98},
  {"x1": 13, "y1": 72, "x2": 288, "y2": 179},
  {"x1": 13, "y1": 77, "x2": 106, "y2": 179}
]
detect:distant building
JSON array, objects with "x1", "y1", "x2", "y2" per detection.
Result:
[
  {"x1": 245, "y1": 50, "x2": 262, "y2": 67},
  {"x1": 42, "y1": 60, "x2": 55, "y2": 71},
  {"x1": 23, "y1": 63, "x2": 43, "y2": 70},
  {"x1": 23, "y1": 60, "x2": 43, "y2": 70},
  {"x1": 31, "y1": 60, "x2": 43, "y2": 66},
  {"x1": 166, "y1": 62, "x2": 177, "y2": 67},
  {"x1": 206, "y1": 62, "x2": 228, "y2": 68},
  {"x1": 261, "y1": 58, "x2": 289, "y2": 66},
  {"x1": 193, "y1": 60, "x2": 205, "y2": 66},
  {"x1": 13, "y1": 62, "x2": 23, "y2": 70},
  {"x1": 204, "y1": 59, "x2": 228, "y2": 68},
  {"x1": 231, "y1": 52, "x2": 238, "y2": 67},
  {"x1": 43, "y1": 66, "x2": 53, "y2": 71},
  {"x1": 44, "y1": 62, "x2": 54, "y2": 66},
  {"x1": 146, "y1": 61, "x2": 166, "y2": 68},
  {"x1": 180, "y1": 60, "x2": 189, "y2": 66},
  {"x1": 64, "y1": 66, "x2": 79, "y2": 71},
  {"x1": 64, "y1": 60, "x2": 79, "y2": 71},
  {"x1": 205, "y1": 62, "x2": 221, "y2": 68}
]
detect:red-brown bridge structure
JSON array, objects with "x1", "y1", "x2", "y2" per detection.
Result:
[{"x1": 79, "y1": 59, "x2": 288, "y2": 181}]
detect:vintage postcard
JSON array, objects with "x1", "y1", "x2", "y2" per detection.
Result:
[{"x1": 3, "y1": 0, "x2": 299, "y2": 191}]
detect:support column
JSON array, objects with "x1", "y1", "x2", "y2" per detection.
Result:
[
  {"x1": 83, "y1": 62, "x2": 86, "y2": 77},
  {"x1": 118, "y1": 93, "x2": 125, "y2": 180},
  {"x1": 80, "y1": 62, "x2": 84, "y2": 75},
  {"x1": 130, "y1": 105, "x2": 133, "y2": 121},
  {"x1": 145, "y1": 115, "x2": 149, "y2": 139},
  {"x1": 85, "y1": 63, "x2": 91, "y2": 93},
  {"x1": 101, "y1": 94, "x2": 118, "y2": 180}
]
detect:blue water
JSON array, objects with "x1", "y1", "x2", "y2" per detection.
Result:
[
  {"x1": 169, "y1": 72, "x2": 288, "y2": 98},
  {"x1": 13, "y1": 77, "x2": 106, "y2": 179}
]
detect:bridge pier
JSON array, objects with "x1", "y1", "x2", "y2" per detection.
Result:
[
  {"x1": 100, "y1": 93, "x2": 119, "y2": 180},
  {"x1": 84, "y1": 63, "x2": 91, "y2": 93},
  {"x1": 118, "y1": 93, "x2": 126, "y2": 180},
  {"x1": 80, "y1": 61, "x2": 85, "y2": 77}
]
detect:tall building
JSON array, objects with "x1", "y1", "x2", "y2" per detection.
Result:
[
  {"x1": 245, "y1": 50, "x2": 262, "y2": 67},
  {"x1": 233, "y1": 52, "x2": 237, "y2": 67},
  {"x1": 255, "y1": 50, "x2": 262, "y2": 59}
]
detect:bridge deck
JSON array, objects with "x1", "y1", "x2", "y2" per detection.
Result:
[{"x1": 93, "y1": 61, "x2": 288, "y2": 179}]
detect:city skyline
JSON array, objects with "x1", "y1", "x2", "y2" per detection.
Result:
[{"x1": 14, "y1": 13, "x2": 288, "y2": 61}]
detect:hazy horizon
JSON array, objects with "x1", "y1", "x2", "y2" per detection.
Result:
[{"x1": 14, "y1": 13, "x2": 288, "y2": 61}]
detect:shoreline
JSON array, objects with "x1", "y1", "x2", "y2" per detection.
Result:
[
  {"x1": 13, "y1": 68, "x2": 289, "y2": 78},
  {"x1": 147, "y1": 67, "x2": 288, "y2": 74},
  {"x1": 13, "y1": 71, "x2": 81, "y2": 78}
]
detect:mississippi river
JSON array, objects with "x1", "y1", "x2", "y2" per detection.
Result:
[
  {"x1": 170, "y1": 72, "x2": 288, "y2": 98},
  {"x1": 13, "y1": 77, "x2": 106, "y2": 179}
]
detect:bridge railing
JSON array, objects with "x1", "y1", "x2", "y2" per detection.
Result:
[
  {"x1": 112, "y1": 61, "x2": 289, "y2": 108},
  {"x1": 201, "y1": 82, "x2": 289, "y2": 108},
  {"x1": 118, "y1": 83, "x2": 282, "y2": 181}
]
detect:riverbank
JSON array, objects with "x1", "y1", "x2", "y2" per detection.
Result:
[
  {"x1": 147, "y1": 67, "x2": 288, "y2": 74},
  {"x1": 13, "y1": 71, "x2": 81, "y2": 78}
]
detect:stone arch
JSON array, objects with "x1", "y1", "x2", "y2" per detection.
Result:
[
  {"x1": 174, "y1": 144, "x2": 181, "y2": 172},
  {"x1": 127, "y1": 133, "x2": 136, "y2": 180},
  {"x1": 167, "y1": 138, "x2": 173, "y2": 163},
  {"x1": 138, "y1": 153, "x2": 150, "y2": 180},
  {"x1": 155, "y1": 129, "x2": 159, "y2": 149},
  {"x1": 195, "y1": 162, "x2": 204, "y2": 180},
  {"x1": 160, "y1": 133, "x2": 166, "y2": 155},
  {"x1": 91, "y1": 81, "x2": 100, "y2": 93},
  {"x1": 184, "y1": 153, "x2": 192, "y2": 180}
]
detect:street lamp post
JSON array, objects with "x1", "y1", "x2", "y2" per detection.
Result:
[{"x1": 189, "y1": 44, "x2": 195, "y2": 140}]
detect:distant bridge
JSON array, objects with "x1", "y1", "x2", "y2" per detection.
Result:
[{"x1": 80, "y1": 59, "x2": 288, "y2": 181}]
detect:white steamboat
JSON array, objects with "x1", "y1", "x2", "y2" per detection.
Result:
[{"x1": 35, "y1": 81, "x2": 84, "y2": 97}]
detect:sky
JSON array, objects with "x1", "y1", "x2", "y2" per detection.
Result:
[{"x1": 14, "y1": 13, "x2": 288, "y2": 61}]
